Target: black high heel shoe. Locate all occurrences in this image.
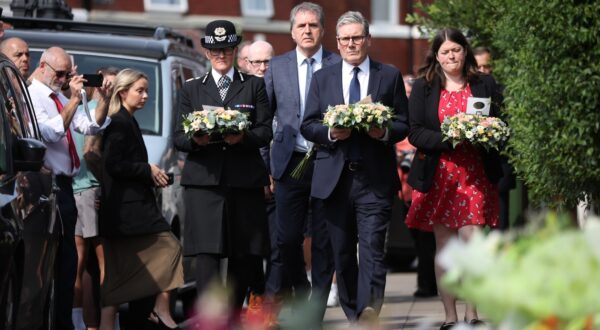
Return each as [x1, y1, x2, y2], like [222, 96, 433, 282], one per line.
[151, 311, 181, 330]
[439, 321, 456, 330]
[464, 316, 485, 326]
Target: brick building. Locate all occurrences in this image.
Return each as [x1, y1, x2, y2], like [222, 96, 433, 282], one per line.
[5, 0, 431, 74]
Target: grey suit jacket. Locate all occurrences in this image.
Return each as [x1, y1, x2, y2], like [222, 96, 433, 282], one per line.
[264, 49, 341, 180]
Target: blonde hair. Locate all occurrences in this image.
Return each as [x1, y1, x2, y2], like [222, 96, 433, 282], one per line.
[108, 68, 148, 116]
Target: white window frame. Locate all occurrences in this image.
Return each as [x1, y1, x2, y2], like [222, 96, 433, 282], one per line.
[240, 0, 274, 18]
[371, 0, 399, 26]
[143, 0, 188, 14]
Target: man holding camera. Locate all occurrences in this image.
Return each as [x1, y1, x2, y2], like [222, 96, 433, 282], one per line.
[28, 46, 111, 330]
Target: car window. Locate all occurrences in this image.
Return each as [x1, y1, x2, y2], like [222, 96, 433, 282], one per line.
[0, 69, 13, 174]
[2, 66, 35, 139]
[30, 51, 162, 136]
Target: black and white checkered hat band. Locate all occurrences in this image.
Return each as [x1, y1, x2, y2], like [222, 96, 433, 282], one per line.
[204, 34, 239, 45]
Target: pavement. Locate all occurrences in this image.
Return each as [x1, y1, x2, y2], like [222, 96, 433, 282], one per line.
[322, 272, 468, 330]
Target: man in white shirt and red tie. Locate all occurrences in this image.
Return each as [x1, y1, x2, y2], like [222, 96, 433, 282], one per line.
[28, 46, 111, 330]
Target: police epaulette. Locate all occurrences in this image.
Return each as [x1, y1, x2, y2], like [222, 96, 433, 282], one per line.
[201, 72, 210, 84]
[238, 71, 245, 82]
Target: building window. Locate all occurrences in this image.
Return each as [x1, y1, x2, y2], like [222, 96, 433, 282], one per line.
[371, 0, 399, 25]
[144, 0, 188, 13]
[241, 0, 274, 18]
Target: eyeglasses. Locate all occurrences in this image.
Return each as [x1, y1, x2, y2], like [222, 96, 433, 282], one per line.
[337, 35, 367, 46]
[247, 59, 270, 68]
[209, 48, 235, 56]
[45, 62, 72, 79]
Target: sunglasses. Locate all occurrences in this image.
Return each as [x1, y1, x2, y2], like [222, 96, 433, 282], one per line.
[45, 62, 73, 79]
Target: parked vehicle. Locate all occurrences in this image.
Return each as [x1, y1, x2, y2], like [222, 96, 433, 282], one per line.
[0, 55, 59, 330]
[4, 16, 209, 310]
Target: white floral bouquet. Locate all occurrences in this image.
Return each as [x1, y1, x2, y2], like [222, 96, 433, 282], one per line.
[441, 113, 509, 150]
[323, 102, 393, 131]
[182, 108, 251, 138]
[438, 213, 600, 330]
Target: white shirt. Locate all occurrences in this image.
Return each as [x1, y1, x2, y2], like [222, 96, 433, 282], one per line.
[342, 57, 370, 105]
[295, 46, 324, 152]
[28, 79, 110, 177]
[211, 67, 234, 87]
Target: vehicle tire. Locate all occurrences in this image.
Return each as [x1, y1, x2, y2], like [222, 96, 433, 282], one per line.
[0, 259, 20, 330]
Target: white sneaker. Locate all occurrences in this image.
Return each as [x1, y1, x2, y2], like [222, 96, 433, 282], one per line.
[327, 284, 339, 307]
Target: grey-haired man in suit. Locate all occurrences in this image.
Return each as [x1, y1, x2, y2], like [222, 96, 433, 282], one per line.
[263, 1, 341, 323]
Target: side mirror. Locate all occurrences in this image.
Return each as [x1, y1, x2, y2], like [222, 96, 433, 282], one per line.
[14, 138, 46, 172]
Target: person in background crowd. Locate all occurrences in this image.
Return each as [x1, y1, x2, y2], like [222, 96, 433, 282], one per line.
[0, 37, 30, 79]
[247, 40, 273, 78]
[263, 2, 341, 325]
[473, 46, 516, 231]
[301, 10, 409, 325]
[236, 40, 252, 74]
[28, 46, 111, 330]
[397, 74, 438, 299]
[473, 46, 493, 75]
[99, 68, 183, 330]
[405, 29, 503, 330]
[173, 19, 273, 326]
[72, 67, 119, 330]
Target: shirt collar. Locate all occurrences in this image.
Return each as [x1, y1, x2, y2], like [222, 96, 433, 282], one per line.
[296, 46, 324, 67]
[212, 67, 235, 84]
[31, 78, 60, 97]
[342, 56, 370, 76]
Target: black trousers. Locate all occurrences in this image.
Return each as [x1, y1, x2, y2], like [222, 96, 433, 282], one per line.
[55, 175, 78, 330]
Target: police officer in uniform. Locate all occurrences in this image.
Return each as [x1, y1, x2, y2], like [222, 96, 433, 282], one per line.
[173, 20, 273, 313]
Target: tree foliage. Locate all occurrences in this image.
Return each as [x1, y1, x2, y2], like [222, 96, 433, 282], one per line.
[408, 0, 600, 208]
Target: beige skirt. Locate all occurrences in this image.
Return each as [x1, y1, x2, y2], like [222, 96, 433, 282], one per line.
[101, 231, 183, 306]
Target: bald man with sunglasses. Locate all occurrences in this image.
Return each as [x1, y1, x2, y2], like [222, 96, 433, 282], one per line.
[28, 46, 112, 330]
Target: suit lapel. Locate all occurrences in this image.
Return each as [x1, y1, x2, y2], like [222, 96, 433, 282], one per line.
[202, 73, 223, 105]
[367, 60, 382, 101]
[223, 70, 243, 105]
[331, 62, 345, 106]
[286, 51, 301, 109]
[470, 78, 485, 98]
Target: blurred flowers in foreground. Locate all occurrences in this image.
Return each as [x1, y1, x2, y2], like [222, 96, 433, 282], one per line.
[438, 213, 600, 330]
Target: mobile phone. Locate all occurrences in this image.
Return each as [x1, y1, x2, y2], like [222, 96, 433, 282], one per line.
[83, 73, 103, 87]
[166, 173, 174, 186]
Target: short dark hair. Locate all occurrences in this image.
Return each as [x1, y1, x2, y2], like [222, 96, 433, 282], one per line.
[473, 46, 492, 56]
[417, 28, 479, 86]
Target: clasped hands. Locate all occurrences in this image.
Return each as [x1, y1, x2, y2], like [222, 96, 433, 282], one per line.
[192, 131, 245, 146]
[330, 126, 386, 140]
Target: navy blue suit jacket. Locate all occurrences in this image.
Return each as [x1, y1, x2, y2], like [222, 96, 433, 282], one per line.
[300, 59, 409, 199]
[264, 49, 341, 179]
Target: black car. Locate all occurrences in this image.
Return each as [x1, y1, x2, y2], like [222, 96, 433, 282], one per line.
[0, 55, 59, 329]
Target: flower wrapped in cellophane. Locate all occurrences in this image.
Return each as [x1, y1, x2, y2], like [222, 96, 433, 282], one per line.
[323, 102, 393, 131]
[182, 108, 251, 138]
[438, 213, 600, 330]
[441, 113, 509, 150]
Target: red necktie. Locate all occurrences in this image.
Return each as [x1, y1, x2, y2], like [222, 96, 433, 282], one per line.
[49, 93, 80, 170]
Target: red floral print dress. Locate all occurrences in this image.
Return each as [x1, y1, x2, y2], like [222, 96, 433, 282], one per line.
[405, 85, 499, 231]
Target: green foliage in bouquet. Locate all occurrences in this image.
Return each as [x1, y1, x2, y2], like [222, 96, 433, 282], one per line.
[408, 0, 600, 209]
[182, 108, 251, 138]
[439, 213, 600, 329]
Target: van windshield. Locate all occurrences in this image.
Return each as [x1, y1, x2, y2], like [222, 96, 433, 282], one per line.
[30, 51, 162, 136]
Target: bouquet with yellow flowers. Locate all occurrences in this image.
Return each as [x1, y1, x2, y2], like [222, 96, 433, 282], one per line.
[441, 113, 509, 150]
[290, 97, 394, 180]
[323, 102, 393, 130]
[182, 108, 251, 138]
[439, 213, 600, 330]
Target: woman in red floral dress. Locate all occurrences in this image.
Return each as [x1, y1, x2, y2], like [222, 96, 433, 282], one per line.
[405, 28, 504, 330]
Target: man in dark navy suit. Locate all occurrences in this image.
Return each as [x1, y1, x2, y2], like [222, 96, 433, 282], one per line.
[301, 11, 409, 323]
[263, 2, 341, 322]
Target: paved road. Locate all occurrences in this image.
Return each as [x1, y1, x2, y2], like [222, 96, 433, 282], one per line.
[323, 272, 469, 330]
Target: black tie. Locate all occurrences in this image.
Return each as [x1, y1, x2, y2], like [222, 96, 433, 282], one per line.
[349, 66, 361, 104]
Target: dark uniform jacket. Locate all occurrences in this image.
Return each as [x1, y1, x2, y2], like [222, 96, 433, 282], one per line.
[173, 70, 273, 188]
